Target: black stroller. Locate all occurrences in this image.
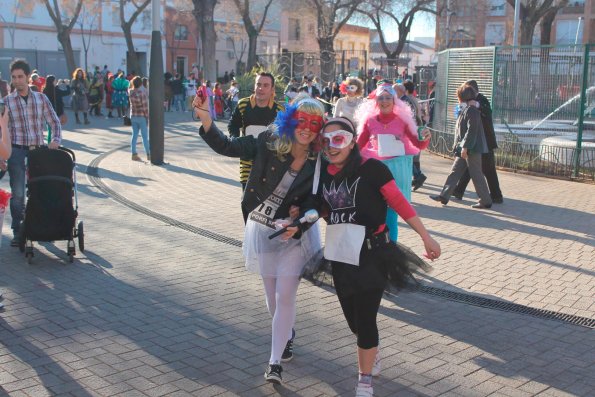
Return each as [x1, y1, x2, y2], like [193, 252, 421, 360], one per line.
[18, 147, 84, 263]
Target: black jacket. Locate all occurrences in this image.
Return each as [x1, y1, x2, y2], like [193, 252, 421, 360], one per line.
[477, 93, 498, 150]
[199, 123, 318, 226]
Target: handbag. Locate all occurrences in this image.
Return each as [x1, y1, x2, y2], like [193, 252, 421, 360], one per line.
[59, 113, 68, 125]
[123, 115, 132, 126]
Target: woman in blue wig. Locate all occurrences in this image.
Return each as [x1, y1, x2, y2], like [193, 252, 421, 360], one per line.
[194, 92, 324, 385]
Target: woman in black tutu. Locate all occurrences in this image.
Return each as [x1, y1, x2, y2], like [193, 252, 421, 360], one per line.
[297, 117, 441, 397]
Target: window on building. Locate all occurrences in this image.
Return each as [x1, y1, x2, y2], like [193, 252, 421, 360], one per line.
[141, 10, 151, 30]
[485, 23, 506, 45]
[308, 23, 315, 33]
[349, 41, 355, 51]
[289, 18, 300, 41]
[360, 43, 366, 51]
[487, 0, 506, 16]
[450, 28, 475, 48]
[112, 4, 120, 26]
[556, 19, 583, 44]
[336, 40, 343, 50]
[569, 0, 585, 6]
[20, 5, 34, 18]
[174, 25, 188, 41]
[226, 37, 235, 50]
[259, 40, 267, 53]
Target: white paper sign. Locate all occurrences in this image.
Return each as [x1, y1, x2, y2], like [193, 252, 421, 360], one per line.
[377, 134, 406, 157]
[245, 125, 267, 137]
[324, 223, 366, 266]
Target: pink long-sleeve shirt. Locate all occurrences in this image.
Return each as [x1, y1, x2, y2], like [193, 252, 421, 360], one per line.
[357, 113, 429, 160]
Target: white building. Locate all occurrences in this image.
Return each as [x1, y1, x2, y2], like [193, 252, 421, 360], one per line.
[0, 0, 165, 78]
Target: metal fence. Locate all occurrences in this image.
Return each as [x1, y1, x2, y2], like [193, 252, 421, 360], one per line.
[257, 50, 368, 86]
[432, 45, 595, 181]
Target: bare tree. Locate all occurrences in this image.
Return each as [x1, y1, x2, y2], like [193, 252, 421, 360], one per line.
[0, 0, 36, 49]
[308, 0, 363, 83]
[119, 0, 151, 76]
[358, 0, 437, 67]
[77, 1, 101, 74]
[41, 0, 85, 75]
[230, 0, 274, 71]
[539, 0, 569, 45]
[227, 30, 248, 74]
[192, 0, 218, 81]
[505, 0, 568, 45]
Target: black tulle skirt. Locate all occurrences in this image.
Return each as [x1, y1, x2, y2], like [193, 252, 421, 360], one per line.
[303, 240, 432, 297]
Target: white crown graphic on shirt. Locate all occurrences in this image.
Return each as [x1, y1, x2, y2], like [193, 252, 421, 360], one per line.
[323, 178, 360, 210]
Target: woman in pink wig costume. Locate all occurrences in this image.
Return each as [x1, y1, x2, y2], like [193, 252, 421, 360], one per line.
[355, 80, 431, 242]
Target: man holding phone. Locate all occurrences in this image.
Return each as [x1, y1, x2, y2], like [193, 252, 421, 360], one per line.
[227, 72, 284, 190]
[4, 59, 61, 247]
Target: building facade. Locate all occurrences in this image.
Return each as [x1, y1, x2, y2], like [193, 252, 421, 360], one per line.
[0, 0, 165, 78]
[436, 0, 591, 50]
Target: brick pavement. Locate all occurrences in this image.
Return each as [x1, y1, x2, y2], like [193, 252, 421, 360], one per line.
[0, 112, 593, 396]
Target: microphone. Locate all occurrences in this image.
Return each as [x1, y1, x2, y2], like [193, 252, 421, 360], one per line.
[268, 209, 319, 240]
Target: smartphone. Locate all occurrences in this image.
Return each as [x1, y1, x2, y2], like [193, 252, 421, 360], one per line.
[0, 99, 5, 116]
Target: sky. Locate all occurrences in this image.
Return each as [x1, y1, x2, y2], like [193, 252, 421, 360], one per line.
[358, 12, 436, 42]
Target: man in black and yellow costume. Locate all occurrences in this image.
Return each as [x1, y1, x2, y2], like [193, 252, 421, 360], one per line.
[228, 72, 284, 190]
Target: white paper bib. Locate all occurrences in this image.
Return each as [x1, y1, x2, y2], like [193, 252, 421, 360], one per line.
[245, 125, 267, 137]
[377, 134, 405, 157]
[324, 223, 366, 266]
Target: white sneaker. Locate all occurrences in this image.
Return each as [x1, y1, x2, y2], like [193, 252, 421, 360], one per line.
[355, 383, 373, 397]
[371, 349, 381, 377]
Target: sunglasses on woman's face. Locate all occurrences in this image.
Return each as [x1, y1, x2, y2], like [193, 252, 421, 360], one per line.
[322, 130, 354, 149]
[347, 85, 358, 92]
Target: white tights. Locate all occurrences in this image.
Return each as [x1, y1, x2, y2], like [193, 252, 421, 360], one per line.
[262, 276, 300, 364]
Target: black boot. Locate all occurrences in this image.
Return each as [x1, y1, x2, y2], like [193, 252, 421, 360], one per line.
[75, 113, 81, 124]
[84, 113, 90, 125]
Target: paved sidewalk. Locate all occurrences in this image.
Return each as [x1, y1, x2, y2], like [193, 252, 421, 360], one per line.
[0, 112, 593, 396]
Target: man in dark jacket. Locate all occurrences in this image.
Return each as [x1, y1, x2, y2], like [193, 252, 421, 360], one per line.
[228, 72, 284, 190]
[171, 74, 185, 111]
[452, 80, 503, 203]
[300, 78, 320, 98]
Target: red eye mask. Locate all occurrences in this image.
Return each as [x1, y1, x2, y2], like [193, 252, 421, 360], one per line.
[293, 111, 323, 134]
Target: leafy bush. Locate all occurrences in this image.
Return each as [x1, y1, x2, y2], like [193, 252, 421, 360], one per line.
[235, 62, 287, 102]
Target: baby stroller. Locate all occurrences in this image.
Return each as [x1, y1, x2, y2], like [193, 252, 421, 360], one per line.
[18, 147, 84, 263]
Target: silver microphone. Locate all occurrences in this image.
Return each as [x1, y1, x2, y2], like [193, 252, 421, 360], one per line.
[268, 209, 319, 239]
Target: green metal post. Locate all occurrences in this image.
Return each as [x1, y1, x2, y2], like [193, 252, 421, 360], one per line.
[491, 46, 497, 119]
[444, 50, 450, 136]
[574, 44, 589, 178]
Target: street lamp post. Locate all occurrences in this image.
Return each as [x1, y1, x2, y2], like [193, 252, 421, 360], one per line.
[149, 0, 164, 165]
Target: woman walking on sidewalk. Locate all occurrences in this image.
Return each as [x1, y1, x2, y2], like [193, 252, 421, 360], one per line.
[355, 81, 430, 242]
[194, 93, 324, 385]
[300, 117, 440, 397]
[111, 72, 130, 118]
[430, 82, 492, 209]
[70, 68, 90, 125]
[128, 77, 150, 162]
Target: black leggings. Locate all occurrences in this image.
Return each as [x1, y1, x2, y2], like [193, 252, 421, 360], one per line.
[337, 288, 384, 349]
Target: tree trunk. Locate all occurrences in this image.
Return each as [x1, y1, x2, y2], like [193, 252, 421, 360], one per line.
[247, 32, 258, 72]
[520, 20, 537, 45]
[123, 23, 141, 75]
[317, 36, 335, 85]
[58, 28, 77, 76]
[193, 0, 217, 82]
[540, 8, 558, 45]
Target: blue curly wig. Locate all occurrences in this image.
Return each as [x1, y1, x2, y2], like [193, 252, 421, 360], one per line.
[272, 95, 325, 141]
[273, 102, 299, 140]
